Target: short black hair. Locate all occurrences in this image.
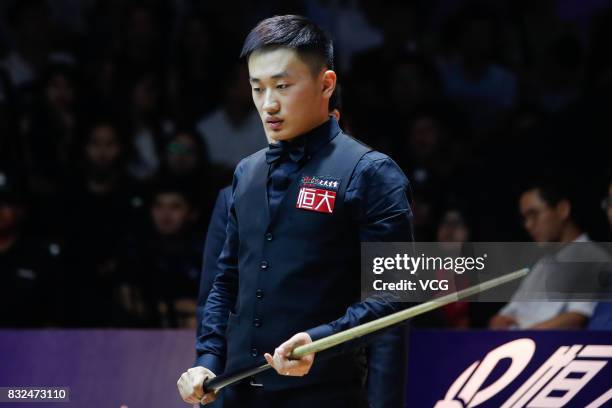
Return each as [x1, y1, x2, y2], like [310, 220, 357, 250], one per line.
[150, 179, 193, 206]
[523, 177, 574, 209]
[80, 116, 124, 149]
[240, 15, 334, 75]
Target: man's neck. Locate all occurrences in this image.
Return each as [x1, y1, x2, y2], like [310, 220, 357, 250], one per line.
[560, 223, 582, 243]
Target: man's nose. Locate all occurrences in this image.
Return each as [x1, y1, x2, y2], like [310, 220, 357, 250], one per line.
[524, 219, 535, 234]
[263, 90, 280, 113]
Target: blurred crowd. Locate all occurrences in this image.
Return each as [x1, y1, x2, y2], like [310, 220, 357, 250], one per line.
[0, 0, 611, 329]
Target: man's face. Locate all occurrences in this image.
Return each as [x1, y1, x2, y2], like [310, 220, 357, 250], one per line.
[46, 73, 75, 109]
[248, 48, 329, 142]
[166, 133, 199, 175]
[131, 74, 158, 114]
[151, 193, 191, 236]
[520, 189, 565, 242]
[0, 201, 23, 234]
[437, 210, 469, 243]
[86, 125, 121, 170]
[409, 116, 440, 160]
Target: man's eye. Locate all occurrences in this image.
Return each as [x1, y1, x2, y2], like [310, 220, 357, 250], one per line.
[253, 87, 262, 93]
[276, 84, 289, 89]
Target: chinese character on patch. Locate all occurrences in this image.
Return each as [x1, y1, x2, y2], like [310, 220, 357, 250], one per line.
[296, 187, 336, 214]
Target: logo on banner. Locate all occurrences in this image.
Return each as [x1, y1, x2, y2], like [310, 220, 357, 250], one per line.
[435, 339, 612, 408]
[296, 175, 340, 214]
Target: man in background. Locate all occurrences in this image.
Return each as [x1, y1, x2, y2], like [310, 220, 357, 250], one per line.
[490, 179, 602, 329]
[0, 168, 63, 326]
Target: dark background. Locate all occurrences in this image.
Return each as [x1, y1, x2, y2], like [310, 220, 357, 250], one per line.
[0, 0, 610, 328]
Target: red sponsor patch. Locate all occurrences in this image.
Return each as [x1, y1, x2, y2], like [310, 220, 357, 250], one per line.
[296, 187, 337, 213]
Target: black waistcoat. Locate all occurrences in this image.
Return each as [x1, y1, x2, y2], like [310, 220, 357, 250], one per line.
[228, 128, 372, 390]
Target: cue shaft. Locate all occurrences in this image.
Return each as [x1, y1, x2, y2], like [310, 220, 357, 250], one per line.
[204, 267, 528, 392]
[289, 268, 529, 358]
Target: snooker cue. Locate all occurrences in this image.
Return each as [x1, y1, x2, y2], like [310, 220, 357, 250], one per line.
[203, 267, 529, 393]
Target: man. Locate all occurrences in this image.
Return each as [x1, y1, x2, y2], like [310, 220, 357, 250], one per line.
[489, 179, 600, 329]
[179, 15, 412, 407]
[197, 63, 268, 170]
[0, 169, 62, 327]
[141, 184, 202, 327]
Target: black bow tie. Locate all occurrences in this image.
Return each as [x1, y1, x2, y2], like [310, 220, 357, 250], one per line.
[265, 140, 306, 164]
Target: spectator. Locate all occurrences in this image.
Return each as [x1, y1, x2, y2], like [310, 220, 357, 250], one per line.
[397, 106, 457, 190]
[438, 4, 517, 133]
[62, 118, 146, 326]
[167, 14, 226, 123]
[0, 70, 21, 174]
[196, 62, 267, 169]
[122, 70, 169, 181]
[489, 178, 602, 329]
[23, 63, 80, 196]
[0, 168, 63, 327]
[527, 33, 584, 113]
[81, 54, 122, 115]
[127, 183, 203, 328]
[389, 53, 442, 118]
[116, 3, 167, 74]
[2, 0, 54, 99]
[414, 206, 472, 328]
[159, 128, 226, 226]
[303, 0, 384, 72]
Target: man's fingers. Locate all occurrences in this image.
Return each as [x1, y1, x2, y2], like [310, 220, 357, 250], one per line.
[177, 367, 216, 404]
[280, 333, 309, 353]
[201, 393, 217, 405]
[302, 353, 315, 364]
[265, 333, 315, 377]
[265, 350, 310, 376]
[280, 358, 302, 370]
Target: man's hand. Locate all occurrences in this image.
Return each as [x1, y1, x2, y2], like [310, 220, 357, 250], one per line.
[489, 314, 517, 329]
[264, 332, 315, 377]
[177, 366, 216, 405]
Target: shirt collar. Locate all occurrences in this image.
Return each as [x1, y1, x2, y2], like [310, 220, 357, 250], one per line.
[573, 233, 589, 243]
[265, 116, 340, 164]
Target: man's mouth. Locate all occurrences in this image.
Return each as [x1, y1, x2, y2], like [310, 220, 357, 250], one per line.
[266, 118, 284, 130]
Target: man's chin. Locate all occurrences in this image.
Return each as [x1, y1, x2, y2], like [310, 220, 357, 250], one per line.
[268, 130, 296, 142]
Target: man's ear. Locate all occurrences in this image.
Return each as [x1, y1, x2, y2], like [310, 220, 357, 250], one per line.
[321, 70, 336, 99]
[557, 199, 571, 221]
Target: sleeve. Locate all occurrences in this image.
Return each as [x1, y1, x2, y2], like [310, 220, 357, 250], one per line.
[306, 152, 414, 350]
[499, 257, 549, 318]
[196, 186, 232, 339]
[194, 169, 242, 374]
[566, 301, 597, 317]
[366, 325, 408, 408]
